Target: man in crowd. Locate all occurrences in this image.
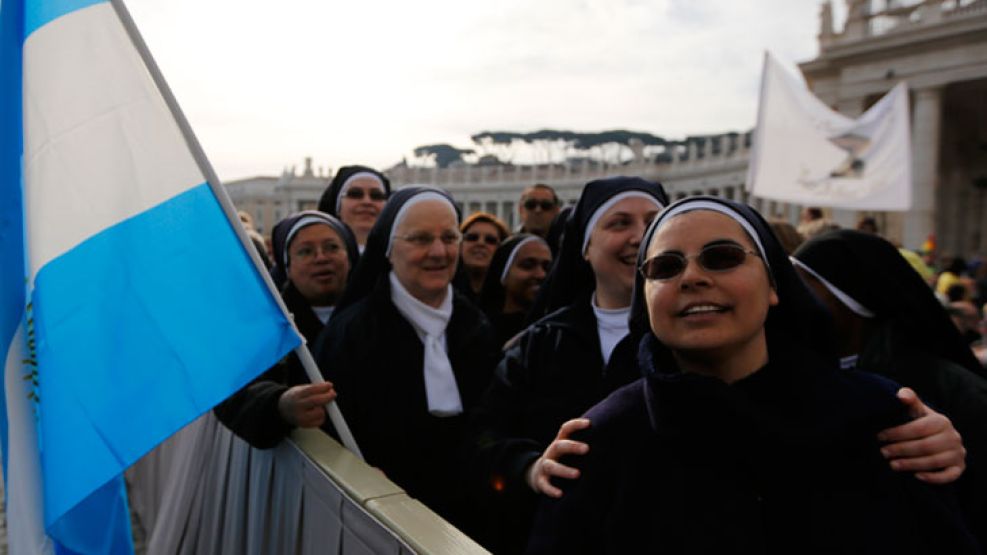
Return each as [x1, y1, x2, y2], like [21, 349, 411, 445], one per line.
[517, 183, 560, 238]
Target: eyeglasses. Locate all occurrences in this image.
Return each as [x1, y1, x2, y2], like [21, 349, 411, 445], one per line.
[639, 243, 761, 281]
[344, 187, 388, 202]
[463, 232, 500, 246]
[395, 231, 463, 249]
[291, 241, 343, 262]
[523, 199, 557, 211]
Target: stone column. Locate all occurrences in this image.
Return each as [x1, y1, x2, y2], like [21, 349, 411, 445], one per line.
[904, 86, 942, 250]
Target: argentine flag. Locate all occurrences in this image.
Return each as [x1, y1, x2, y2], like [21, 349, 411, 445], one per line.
[0, 0, 302, 552]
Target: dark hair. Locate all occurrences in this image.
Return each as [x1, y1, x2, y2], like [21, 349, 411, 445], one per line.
[521, 183, 559, 205]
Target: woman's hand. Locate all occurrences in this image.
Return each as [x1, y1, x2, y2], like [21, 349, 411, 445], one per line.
[877, 387, 966, 484]
[526, 418, 592, 498]
[277, 382, 337, 428]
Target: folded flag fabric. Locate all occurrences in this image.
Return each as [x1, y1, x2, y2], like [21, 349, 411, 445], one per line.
[0, 1, 302, 552]
[746, 52, 912, 211]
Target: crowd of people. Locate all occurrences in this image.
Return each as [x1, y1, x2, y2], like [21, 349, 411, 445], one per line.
[216, 166, 987, 554]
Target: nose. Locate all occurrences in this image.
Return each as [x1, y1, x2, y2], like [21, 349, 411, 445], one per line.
[629, 220, 649, 247]
[426, 236, 447, 257]
[534, 264, 547, 280]
[678, 256, 711, 290]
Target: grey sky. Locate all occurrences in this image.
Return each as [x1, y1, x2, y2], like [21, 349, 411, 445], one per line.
[126, 0, 842, 180]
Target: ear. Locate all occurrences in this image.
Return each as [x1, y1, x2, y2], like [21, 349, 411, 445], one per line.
[768, 286, 780, 307]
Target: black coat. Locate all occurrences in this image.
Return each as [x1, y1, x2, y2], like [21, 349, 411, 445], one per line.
[315, 275, 499, 529]
[214, 283, 325, 448]
[526, 339, 980, 555]
[466, 296, 641, 553]
[856, 323, 987, 547]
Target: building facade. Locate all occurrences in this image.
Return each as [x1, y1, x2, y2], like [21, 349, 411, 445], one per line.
[225, 0, 987, 254]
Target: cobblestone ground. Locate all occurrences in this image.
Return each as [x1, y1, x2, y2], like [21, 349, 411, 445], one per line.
[0, 478, 148, 555]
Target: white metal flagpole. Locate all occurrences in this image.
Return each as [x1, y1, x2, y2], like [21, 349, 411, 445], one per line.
[108, 0, 362, 459]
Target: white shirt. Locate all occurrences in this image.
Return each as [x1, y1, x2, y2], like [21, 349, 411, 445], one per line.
[592, 295, 631, 366]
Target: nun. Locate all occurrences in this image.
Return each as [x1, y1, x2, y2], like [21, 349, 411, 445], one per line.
[793, 229, 987, 546]
[315, 186, 499, 530]
[478, 234, 552, 347]
[216, 211, 359, 448]
[526, 197, 978, 554]
[465, 176, 668, 553]
[317, 165, 391, 251]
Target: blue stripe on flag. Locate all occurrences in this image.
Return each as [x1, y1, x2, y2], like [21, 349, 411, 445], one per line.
[51, 476, 133, 555]
[0, 0, 27, 484]
[24, 0, 106, 39]
[32, 182, 301, 528]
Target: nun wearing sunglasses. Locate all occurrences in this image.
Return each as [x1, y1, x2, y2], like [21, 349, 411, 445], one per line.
[525, 196, 978, 554]
[317, 165, 391, 252]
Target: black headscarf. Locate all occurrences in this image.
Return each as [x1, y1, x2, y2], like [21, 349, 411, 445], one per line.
[269, 210, 359, 291]
[793, 229, 982, 376]
[478, 234, 549, 317]
[528, 176, 669, 322]
[333, 186, 461, 313]
[629, 196, 836, 369]
[545, 205, 574, 258]
[317, 165, 392, 217]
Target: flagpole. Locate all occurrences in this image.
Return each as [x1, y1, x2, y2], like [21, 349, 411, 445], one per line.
[108, 0, 362, 459]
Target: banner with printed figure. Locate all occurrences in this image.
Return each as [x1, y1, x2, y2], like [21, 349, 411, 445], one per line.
[746, 52, 912, 211]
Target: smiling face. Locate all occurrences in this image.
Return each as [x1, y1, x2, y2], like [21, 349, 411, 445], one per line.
[583, 196, 661, 308]
[389, 199, 460, 307]
[287, 224, 350, 307]
[460, 220, 501, 270]
[503, 240, 552, 313]
[643, 210, 778, 377]
[338, 176, 387, 244]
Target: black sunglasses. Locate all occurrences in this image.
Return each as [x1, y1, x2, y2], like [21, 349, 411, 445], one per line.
[639, 243, 761, 281]
[523, 199, 557, 211]
[463, 232, 500, 246]
[344, 187, 388, 201]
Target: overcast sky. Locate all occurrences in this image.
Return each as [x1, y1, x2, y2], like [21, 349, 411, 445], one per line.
[125, 0, 845, 181]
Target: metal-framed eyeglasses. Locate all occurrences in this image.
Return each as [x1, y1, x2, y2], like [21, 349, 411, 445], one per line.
[395, 230, 463, 249]
[639, 243, 761, 281]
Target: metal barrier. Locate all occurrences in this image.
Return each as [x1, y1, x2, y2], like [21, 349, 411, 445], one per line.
[127, 413, 488, 554]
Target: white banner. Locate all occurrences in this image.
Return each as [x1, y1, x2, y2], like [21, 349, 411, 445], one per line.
[746, 53, 912, 211]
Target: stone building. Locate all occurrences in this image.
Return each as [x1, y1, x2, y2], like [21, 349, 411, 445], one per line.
[226, 0, 987, 254]
[225, 157, 329, 234]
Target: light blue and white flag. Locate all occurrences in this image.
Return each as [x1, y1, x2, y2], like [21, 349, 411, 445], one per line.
[0, 1, 302, 553]
[746, 52, 912, 211]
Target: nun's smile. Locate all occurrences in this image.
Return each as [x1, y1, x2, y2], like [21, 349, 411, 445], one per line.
[583, 196, 660, 308]
[389, 200, 460, 308]
[643, 211, 777, 369]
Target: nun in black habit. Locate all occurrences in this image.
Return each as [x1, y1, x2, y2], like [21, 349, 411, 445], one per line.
[314, 186, 499, 532]
[526, 197, 978, 554]
[465, 176, 668, 553]
[215, 211, 359, 449]
[478, 233, 553, 348]
[793, 229, 987, 546]
[317, 164, 391, 252]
